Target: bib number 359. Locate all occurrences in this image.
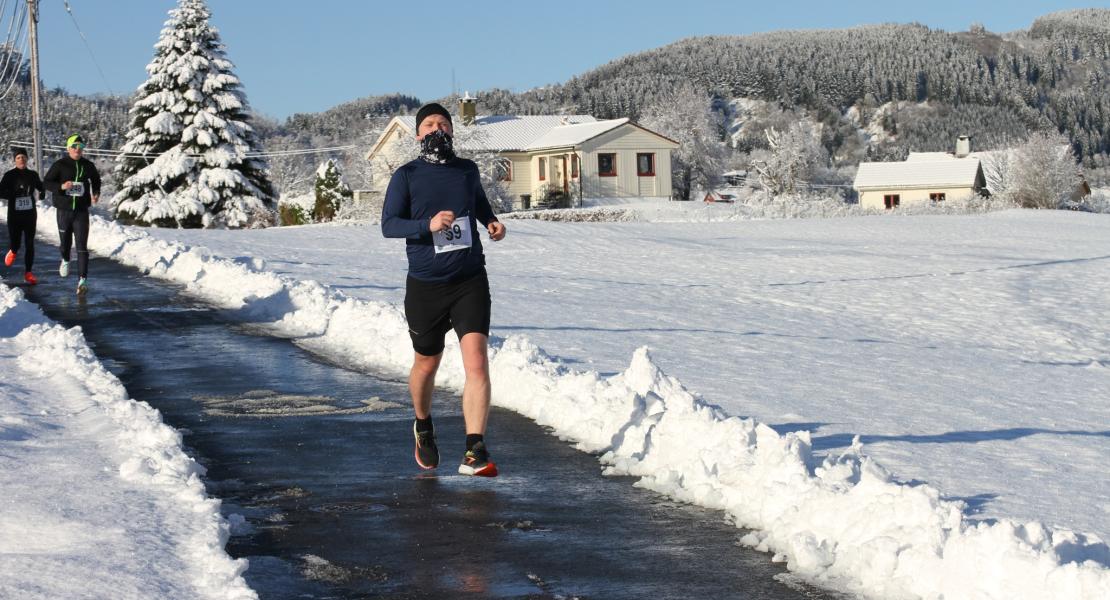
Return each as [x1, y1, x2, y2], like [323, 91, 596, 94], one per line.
[433, 217, 472, 254]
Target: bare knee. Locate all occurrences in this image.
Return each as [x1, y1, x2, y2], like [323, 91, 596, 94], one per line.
[411, 352, 442, 379]
[459, 334, 490, 381]
[463, 357, 489, 381]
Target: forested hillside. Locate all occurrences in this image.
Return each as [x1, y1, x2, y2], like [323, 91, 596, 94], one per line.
[1, 8, 1106, 195]
[471, 9, 1109, 166]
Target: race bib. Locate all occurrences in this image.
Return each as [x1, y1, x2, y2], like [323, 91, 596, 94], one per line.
[14, 196, 32, 211]
[67, 182, 85, 197]
[433, 217, 472, 254]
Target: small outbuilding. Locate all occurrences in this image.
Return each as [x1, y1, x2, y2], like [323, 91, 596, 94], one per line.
[853, 158, 987, 209]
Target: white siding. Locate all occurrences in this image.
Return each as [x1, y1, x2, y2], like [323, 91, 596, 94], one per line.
[579, 125, 675, 201]
[859, 186, 977, 210]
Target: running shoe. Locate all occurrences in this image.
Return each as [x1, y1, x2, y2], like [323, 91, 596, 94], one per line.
[413, 421, 439, 469]
[458, 441, 498, 477]
[23, 272, 37, 285]
[76, 277, 88, 296]
[4, 250, 14, 267]
[59, 259, 69, 277]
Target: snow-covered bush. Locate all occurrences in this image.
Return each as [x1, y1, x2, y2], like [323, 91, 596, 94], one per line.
[112, 0, 274, 229]
[501, 207, 637, 222]
[278, 193, 314, 226]
[501, 189, 1019, 223]
[1063, 188, 1110, 214]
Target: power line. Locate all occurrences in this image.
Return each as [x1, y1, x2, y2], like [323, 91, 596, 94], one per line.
[62, 0, 113, 95]
[8, 140, 362, 159]
[0, 0, 29, 101]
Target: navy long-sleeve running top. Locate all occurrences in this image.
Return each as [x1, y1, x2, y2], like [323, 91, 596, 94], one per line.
[381, 157, 498, 283]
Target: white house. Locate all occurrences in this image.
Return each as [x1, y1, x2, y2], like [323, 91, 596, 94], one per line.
[854, 137, 987, 209]
[366, 97, 680, 210]
[854, 159, 987, 209]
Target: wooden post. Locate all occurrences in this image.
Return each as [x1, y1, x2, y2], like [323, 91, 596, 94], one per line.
[27, 0, 43, 173]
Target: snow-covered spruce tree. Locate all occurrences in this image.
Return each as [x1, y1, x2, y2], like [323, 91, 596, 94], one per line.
[112, 0, 274, 228]
[312, 159, 351, 222]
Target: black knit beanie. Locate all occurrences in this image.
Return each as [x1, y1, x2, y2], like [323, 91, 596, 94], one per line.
[415, 102, 452, 131]
[11, 147, 27, 158]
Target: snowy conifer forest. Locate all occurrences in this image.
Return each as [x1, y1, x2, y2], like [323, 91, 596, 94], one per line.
[0, 7, 1107, 223]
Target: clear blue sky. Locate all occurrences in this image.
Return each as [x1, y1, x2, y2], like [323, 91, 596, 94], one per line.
[34, 0, 1099, 120]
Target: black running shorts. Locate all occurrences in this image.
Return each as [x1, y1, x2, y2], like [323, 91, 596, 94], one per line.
[404, 269, 491, 356]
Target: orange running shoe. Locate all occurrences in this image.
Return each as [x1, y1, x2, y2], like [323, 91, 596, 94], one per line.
[23, 272, 37, 285]
[4, 250, 14, 267]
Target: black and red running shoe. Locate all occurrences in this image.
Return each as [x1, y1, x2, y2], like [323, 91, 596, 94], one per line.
[458, 441, 498, 477]
[413, 421, 439, 469]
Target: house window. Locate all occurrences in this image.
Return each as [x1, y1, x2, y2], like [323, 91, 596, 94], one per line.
[930, 192, 946, 202]
[571, 154, 579, 178]
[598, 153, 617, 177]
[883, 194, 900, 209]
[637, 153, 655, 176]
[495, 158, 512, 182]
[538, 157, 546, 181]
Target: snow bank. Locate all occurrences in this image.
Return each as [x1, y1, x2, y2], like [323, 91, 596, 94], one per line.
[55, 208, 1110, 599]
[0, 283, 255, 599]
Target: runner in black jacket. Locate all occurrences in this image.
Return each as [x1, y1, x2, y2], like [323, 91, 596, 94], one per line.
[382, 103, 507, 477]
[1, 148, 44, 284]
[43, 134, 100, 295]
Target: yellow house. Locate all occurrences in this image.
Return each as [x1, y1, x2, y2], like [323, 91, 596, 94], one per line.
[853, 157, 986, 209]
[366, 99, 679, 210]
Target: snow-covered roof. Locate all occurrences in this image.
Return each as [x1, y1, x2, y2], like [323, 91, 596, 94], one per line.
[854, 158, 983, 190]
[907, 151, 986, 161]
[524, 118, 629, 150]
[394, 114, 598, 152]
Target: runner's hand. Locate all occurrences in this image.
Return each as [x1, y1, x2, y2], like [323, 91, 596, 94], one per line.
[92, 195, 99, 204]
[430, 210, 455, 232]
[488, 221, 506, 241]
[62, 181, 73, 190]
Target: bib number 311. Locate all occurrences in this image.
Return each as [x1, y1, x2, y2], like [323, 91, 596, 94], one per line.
[433, 217, 472, 254]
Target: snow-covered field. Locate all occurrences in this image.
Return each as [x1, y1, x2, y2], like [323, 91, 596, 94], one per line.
[3, 204, 1109, 598]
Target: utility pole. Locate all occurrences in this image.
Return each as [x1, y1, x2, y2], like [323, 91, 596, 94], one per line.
[27, 0, 42, 173]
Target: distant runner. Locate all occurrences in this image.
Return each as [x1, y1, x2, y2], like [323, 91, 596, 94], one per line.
[43, 134, 101, 295]
[381, 102, 507, 477]
[0, 147, 44, 285]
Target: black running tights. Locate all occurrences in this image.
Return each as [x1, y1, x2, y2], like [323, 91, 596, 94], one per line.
[7, 211, 36, 271]
[56, 208, 90, 278]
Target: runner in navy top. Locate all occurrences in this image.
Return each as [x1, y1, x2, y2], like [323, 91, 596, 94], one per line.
[382, 102, 506, 477]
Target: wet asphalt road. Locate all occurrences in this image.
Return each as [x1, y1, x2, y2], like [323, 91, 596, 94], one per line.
[6, 224, 844, 600]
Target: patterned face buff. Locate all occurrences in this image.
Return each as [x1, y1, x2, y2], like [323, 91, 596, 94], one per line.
[420, 130, 455, 164]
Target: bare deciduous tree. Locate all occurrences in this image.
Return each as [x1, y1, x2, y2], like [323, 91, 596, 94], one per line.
[752, 122, 827, 195]
[1007, 132, 1080, 209]
[640, 84, 730, 200]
